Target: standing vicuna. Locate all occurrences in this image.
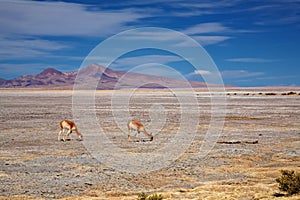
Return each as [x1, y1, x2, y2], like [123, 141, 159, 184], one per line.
[58, 120, 83, 141]
[127, 120, 153, 142]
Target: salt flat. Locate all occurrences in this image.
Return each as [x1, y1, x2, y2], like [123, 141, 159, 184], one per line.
[0, 89, 299, 199]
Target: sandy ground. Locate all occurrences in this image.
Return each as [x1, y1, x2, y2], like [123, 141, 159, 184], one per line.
[0, 89, 299, 199]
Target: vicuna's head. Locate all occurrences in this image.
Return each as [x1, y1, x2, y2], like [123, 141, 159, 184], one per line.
[79, 135, 83, 140]
[150, 134, 153, 141]
[77, 132, 83, 141]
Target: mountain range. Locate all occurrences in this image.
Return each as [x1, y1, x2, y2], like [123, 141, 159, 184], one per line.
[0, 64, 209, 89]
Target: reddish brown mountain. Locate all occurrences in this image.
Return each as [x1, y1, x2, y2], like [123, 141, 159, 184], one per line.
[0, 67, 75, 89]
[0, 64, 208, 89]
[0, 78, 6, 85]
[37, 68, 64, 77]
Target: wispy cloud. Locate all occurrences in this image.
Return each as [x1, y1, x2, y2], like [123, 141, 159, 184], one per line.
[180, 23, 232, 46]
[191, 36, 231, 46]
[226, 58, 279, 63]
[192, 70, 212, 75]
[169, 1, 244, 16]
[185, 69, 214, 81]
[256, 75, 298, 80]
[0, 36, 69, 60]
[110, 55, 184, 71]
[221, 70, 264, 78]
[243, 1, 300, 26]
[120, 30, 185, 41]
[0, 0, 146, 62]
[105, 27, 230, 48]
[0, 1, 180, 66]
[0, 1, 236, 62]
[126, 63, 186, 80]
[101, 0, 240, 17]
[0, 0, 143, 37]
[176, 1, 242, 9]
[184, 23, 229, 35]
[0, 63, 54, 79]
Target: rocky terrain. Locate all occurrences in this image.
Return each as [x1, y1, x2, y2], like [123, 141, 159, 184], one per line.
[0, 89, 299, 199]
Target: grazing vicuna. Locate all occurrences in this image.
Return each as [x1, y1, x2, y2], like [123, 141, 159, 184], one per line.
[58, 120, 83, 141]
[127, 120, 153, 142]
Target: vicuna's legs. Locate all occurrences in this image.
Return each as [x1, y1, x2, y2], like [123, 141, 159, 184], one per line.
[58, 128, 70, 142]
[127, 125, 132, 142]
[66, 128, 73, 141]
[58, 129, 63, 141]
[128, 125, 134, 142]
[136, 129, 141, 142]
[127, 125, 140, 142]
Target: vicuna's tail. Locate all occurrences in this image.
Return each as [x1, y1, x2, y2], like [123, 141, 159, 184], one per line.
[59, 121, 64, 129]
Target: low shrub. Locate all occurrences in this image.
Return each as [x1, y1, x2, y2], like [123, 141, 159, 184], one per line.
[276, 170, 300, 196]
[265, 92, 276, 95]
[137, 192, 148, 200]
[137, 192, 164, 200]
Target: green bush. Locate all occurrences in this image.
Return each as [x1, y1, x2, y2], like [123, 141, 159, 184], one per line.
[137, 192, 148, 200]
[137, 192, 163, 200]
[276, 170, 300, 196]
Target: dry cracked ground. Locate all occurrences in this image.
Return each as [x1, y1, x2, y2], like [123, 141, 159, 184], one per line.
[0, 89, 299, 200]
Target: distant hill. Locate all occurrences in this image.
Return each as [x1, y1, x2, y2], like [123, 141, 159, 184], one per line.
[0, 64, 209, 89]
[0, 78, 6, 85]
[0, 67, 76, 89]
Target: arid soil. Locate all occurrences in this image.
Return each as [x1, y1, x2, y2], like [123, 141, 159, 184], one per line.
[0, 89, 299, 199]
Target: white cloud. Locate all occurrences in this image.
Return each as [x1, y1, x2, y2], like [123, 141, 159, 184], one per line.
[192, 36, 231, 46]
[177, 23, 232, 46]
[0, 36, 69, 60]
[192, 70, 212, 75]
[127, 63, 186, 80]
[0, 37, 68, 50]
[175, 35, 231, 46]
[226, 58, 278, 63]
[99, 0, 239, 17]
[256, 75, 299, 80]
[185, 70, 214, 82]
[121, 30, 186, 41]
[244, 2, 300, 26]
[0, 0, 146, 61]
[184, 23, 229, 35]
[221, 70, 264, 78]
[110, 55, 184, 71]
[0, 0, 143, 37]
[119, 23, 232, 46]
[168, 1, 243, 17]
[0, 1, 237, 61]
[0, 63, 52, 79]
[176, 1, 242, 9]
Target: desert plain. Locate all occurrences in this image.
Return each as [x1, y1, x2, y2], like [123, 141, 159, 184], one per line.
[0, 88, 299, 200]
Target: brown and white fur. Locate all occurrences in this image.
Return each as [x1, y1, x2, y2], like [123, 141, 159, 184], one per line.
[127, 120, 153, 142]
[58, 120, 83, 141]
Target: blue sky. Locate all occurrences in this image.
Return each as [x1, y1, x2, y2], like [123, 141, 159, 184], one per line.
[0, 0, 299, 86]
